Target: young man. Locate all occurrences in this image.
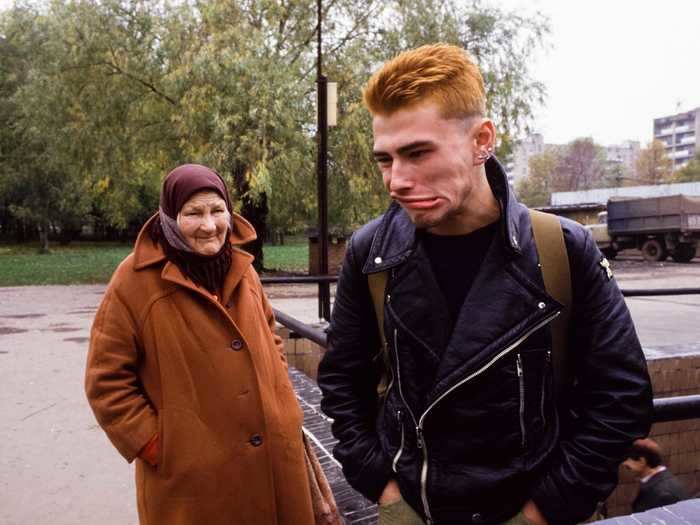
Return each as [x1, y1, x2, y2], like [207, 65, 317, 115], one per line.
[317, 44, 652, 525]
[623, 438, 690, 513]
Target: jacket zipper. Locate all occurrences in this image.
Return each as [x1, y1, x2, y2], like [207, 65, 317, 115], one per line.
[391, 328, 424, 518]
[516, 353, 527, 449]
[392, 410, 405, 473]
[541, 350, 551, 428]
[413, 310, 560, 525]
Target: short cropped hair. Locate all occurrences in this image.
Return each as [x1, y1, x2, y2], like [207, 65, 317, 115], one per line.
[363, 43, 486, 119]
[625, 438, 663, 468]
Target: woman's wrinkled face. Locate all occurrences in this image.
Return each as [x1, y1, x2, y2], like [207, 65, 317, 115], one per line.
[176, 190, 230, 256]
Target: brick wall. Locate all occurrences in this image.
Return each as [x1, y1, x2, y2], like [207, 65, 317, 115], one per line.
[606, 353, 700, 517]
[278, 325, 325, 381]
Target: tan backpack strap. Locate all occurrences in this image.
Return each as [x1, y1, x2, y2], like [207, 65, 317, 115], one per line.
[368, 271, 390, 396]
[529, 209, 572, 393]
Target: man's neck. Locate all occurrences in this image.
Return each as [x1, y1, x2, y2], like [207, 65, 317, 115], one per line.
[641, 465, 666, 483]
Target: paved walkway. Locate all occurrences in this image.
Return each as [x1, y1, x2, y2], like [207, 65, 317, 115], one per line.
[1, 274, 699, 524]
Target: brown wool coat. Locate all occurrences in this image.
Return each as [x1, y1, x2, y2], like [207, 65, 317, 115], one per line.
[85, 214, 315, 525]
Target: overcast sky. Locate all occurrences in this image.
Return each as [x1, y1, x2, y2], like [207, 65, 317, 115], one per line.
[2, 0, 698, 148]
[495, 0, 700, 147]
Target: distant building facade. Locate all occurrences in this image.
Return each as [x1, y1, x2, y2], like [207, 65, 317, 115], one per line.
[653, 107, 700, 170]
[509, 134, 640, 187]
[604, 141, 640, 180]
[508, 133, 545, 186]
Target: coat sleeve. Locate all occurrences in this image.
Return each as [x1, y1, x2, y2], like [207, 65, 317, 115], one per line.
[530, 225, 653, 524]
[317, 233, 394, 502]
[85, 279, 158, 463]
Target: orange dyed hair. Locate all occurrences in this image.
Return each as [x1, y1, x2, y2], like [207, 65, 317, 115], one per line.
[363, 43, 486, 119]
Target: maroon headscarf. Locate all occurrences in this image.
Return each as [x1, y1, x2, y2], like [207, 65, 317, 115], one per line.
[150, 164, 234, 294]
[159, 164, 232, 220]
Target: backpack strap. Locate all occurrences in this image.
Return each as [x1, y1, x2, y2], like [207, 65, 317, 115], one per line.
[368, 271, 390, 396]
[528, 209, 572, 394]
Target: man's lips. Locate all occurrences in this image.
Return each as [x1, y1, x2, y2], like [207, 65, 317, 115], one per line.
[396, 197, 440, 210]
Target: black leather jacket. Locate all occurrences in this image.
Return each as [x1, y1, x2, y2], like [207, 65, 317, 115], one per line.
[318, 158, 652, 525]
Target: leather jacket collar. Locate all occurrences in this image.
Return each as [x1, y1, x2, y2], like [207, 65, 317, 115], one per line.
[363, 157, 524, 275]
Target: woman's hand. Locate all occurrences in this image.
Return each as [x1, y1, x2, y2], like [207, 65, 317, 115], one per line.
[138, 433, 160, 467]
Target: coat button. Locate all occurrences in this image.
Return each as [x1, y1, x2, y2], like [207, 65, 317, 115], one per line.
[231, 339, 243, 351]
[249, 434, 263, 447]
[471, 513, 482, 523]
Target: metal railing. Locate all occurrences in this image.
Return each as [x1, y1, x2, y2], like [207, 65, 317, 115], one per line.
[270, 278, 700, 423]
[262, 274, 700, 298]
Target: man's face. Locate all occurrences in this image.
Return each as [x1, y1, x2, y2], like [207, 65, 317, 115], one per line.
[622, 457, 648, 479]
[372, 102, 481, 234]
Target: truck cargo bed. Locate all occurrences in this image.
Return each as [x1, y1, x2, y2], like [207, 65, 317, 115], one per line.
[607, 195, 700, 235]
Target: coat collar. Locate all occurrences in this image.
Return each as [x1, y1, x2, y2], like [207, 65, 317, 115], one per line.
[133, 212, 257, 270]
[132, 212, 257, 303]
[363, 157, 524, 275]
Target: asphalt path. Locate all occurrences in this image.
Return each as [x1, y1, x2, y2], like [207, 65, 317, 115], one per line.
[0, 257, 698, 524]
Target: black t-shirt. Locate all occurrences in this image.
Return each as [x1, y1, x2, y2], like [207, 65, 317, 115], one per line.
[420, 221, 498, 332]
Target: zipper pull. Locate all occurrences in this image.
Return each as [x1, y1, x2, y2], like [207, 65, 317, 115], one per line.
[416, 426, 424, 449]
[516, 353, 523, 377]
[545, 350, 551, 364]
[396, 409, 403, 422]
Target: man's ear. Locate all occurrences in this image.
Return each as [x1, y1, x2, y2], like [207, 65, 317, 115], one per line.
[473, 119, 496, 165]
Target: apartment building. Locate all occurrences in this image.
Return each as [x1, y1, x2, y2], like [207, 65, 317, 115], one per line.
[508, 133, 545, 186]
[653, 107, 700, 170]
[604, 140, 640, 180]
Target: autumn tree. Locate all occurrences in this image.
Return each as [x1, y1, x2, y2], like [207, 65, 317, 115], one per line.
[667, 152, 700, 183]
[516, 151, 557, 207]
[551, 138, 606, 192]
[635, 140, 672, 185]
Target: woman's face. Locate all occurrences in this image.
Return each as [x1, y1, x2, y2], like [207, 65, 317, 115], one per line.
[176, 190, 230, 256]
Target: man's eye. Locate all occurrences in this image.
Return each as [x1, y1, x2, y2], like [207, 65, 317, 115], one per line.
[409, 150, 426, 158]
[375, 157, 392, 166]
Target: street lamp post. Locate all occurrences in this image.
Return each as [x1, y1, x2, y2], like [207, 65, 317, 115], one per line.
[316, 0, 331, 322]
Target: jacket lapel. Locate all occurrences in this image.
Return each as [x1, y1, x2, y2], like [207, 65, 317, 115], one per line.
[428, 237, 560, 405]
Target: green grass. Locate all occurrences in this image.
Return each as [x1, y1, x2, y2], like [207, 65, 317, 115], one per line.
[0, 242, 134, 286]
[263, 240, 309, 272]
[0, 239, 309, 286]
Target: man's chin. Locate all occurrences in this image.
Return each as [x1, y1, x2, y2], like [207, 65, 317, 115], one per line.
[404, 210, 443, 230]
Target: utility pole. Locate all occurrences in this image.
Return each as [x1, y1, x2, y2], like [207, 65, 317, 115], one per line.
[316, 0, 331, 322]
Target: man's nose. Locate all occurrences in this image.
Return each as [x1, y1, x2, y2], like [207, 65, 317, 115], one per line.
[387, 160, 415, 193]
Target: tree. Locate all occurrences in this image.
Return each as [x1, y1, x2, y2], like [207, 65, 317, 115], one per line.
[552, 138, 606, 192]
[669, 152, 700, 183]
[516, 151, 557, 207]
[635, 140, 672, 185]
[0, 0, 551, 264]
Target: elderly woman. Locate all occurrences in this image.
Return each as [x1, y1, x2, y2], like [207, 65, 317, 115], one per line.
[85, 164, 334, 524]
